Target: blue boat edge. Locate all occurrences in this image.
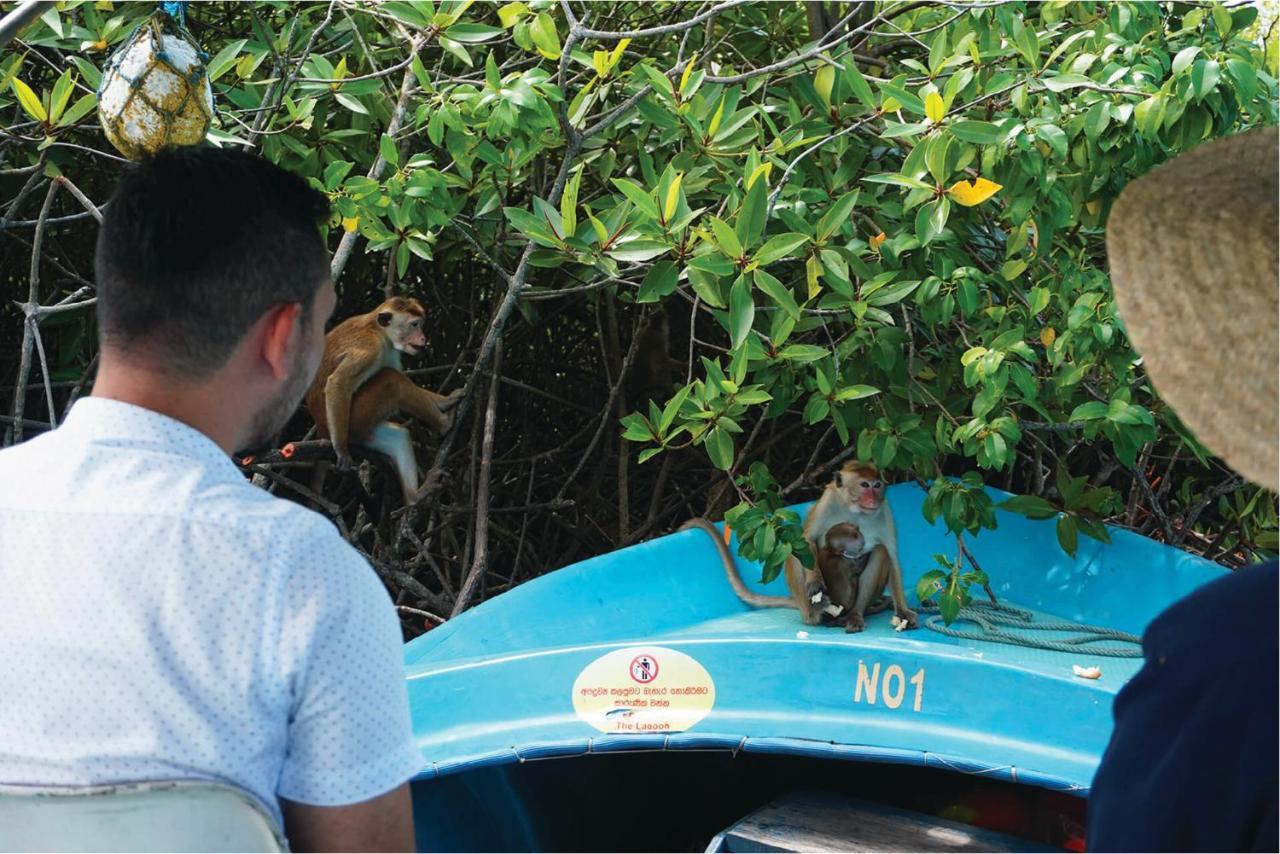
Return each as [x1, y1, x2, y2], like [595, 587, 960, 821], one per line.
[401, 482, 1228, 797]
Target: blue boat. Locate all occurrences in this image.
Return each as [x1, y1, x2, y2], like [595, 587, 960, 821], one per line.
[402, 483, 1224, 851]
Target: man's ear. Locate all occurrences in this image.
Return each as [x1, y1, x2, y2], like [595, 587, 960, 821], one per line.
[261, 302, 303, 381]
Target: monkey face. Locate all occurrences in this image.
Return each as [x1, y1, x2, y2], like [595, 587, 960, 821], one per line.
[825, 522, 865, 557]
[377, 301, 428, 355]
[839, 462, 884, 511]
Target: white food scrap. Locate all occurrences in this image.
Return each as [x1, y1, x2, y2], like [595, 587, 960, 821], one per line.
[1072, 665, 1102, 680]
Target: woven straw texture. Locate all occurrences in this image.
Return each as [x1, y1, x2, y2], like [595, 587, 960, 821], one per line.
[1107, 127, 1279, 490]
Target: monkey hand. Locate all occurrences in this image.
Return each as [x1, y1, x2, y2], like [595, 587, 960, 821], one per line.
[332, 445, 354, 471]
[439, 388, 465, 412]
[894, 607, 919, 630]
[844, 613, 866, 634]
[805, 578, 839, 620]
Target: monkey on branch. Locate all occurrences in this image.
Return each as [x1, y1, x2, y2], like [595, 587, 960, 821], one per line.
[304, 297, 463, 505]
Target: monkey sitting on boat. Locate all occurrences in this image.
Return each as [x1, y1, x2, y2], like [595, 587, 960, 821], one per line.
[815, 522, 884, 633]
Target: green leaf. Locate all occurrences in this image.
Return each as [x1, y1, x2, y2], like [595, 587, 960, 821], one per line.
[1056, 513, 1079, 558]
[950, 120, 1004, 145]
[334, 92, 369, 114]
[1001, 259, 1027, 281]
[529, 12, 561, 59]
[637, 261, 678, 303]
[57, 93, 96, 128]
[1190, 59, 1220, 100]
[560, 165, 581, 239]
[379, 133, 399, 167]
[814, 63, 835, 109]
[1069, 401, 1109, 421]
[842, 59, 876, 109]
[504, 206, 560, 247]
[660, 385, 693, 433]
[1036, 124, 1068, 159]
[710, 216, 743, 259]
[1212, 3, 1233, 36]
[777, 344, 828, 363]
[938, 590, 962, 625]
[834, 385, 880, 402]
[728, 275, 755, 350]
[753, 269, 800, 320]
[1040, 73, 1095, 92]
[434, 36, 471, 66]
[443, 23, 503, 43]
[47, 70, 73, 125]
[705, 426, 734, 470]
[611, 178, 659, 220]
[1084, 100, 1110, 141]
[816, 190, 858, 241]
[753, 232, 809, 266]
[881, 121, 929, 138]
[736, 176, 768, 249]
[862, 172, 933, 190]
[866, 279, 921, 307]
[1226, 59, 1258, 101]
[879, 81, 925, 115]
[1171, 46, 1201, 76]
[999, 495, 1058, 520]
[607, 240, 670, 262]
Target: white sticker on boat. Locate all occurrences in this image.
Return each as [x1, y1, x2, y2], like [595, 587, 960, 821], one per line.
[572, 646, 715, 734]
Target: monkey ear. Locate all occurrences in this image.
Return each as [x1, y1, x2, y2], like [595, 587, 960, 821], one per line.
[377, 311, 393, 327]
[832, 470, 843, 487]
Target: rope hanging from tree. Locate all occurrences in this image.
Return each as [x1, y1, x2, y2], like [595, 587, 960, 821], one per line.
[917, 601, 1144, 658]
[96, 0, 211, 160]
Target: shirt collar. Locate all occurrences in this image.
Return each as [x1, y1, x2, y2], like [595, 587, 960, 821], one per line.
[61, 397, 243, 480]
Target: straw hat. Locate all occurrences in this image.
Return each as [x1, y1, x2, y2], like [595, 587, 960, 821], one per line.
[1106, 127, 1279, 490]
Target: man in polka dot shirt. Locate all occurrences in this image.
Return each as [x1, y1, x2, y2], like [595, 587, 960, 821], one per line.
[0, 148, 421, 850]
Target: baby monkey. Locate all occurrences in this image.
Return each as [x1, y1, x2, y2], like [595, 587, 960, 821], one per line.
[816, 522, 888, 633]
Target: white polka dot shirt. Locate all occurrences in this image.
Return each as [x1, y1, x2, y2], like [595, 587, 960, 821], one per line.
[0, 397, 423, 826]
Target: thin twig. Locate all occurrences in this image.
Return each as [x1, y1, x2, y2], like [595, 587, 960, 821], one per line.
[452, 338, 503, 616]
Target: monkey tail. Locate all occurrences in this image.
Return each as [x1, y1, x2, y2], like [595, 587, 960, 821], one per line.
[679, 518, 798, 610]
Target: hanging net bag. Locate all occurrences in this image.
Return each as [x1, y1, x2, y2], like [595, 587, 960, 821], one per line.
[97, 1, 212, 160]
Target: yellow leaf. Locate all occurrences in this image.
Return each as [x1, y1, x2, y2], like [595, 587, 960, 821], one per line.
[746, 163, 771, 189]
[497, 2, 529, 28]
[707, 95, 725, 138]
[1040, 327, 1056, 348]
[236, 53, 256, 80]
[679, 52, 698, 94]
[881, 96, 901, 113]
[814, 63, 835, 109]
[869, 231, 887, 251]
[664, 172, 683, 222]
[95, 1, 114, 9]
[609, 38, 631, 68]
[947, 177, 1003, 207]
[12, 78, 46, 123]
[1085, 199, 1101, 215]
[806, 254, 822, 300]
[342, 216, 359, 233]
[925, 91, 945, 123]
[592, 50, 608, 78]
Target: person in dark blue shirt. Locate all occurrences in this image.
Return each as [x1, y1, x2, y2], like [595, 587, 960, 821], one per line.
[1089, 127, 1278, 852]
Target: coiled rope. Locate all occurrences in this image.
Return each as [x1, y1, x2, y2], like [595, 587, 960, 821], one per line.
[917, 601, 1144, 658]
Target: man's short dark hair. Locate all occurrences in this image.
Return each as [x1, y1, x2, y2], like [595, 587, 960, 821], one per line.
[95, 146, 331, 377]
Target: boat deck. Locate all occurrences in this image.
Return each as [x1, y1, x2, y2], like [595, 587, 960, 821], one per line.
[403, 484, 1222, 795]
